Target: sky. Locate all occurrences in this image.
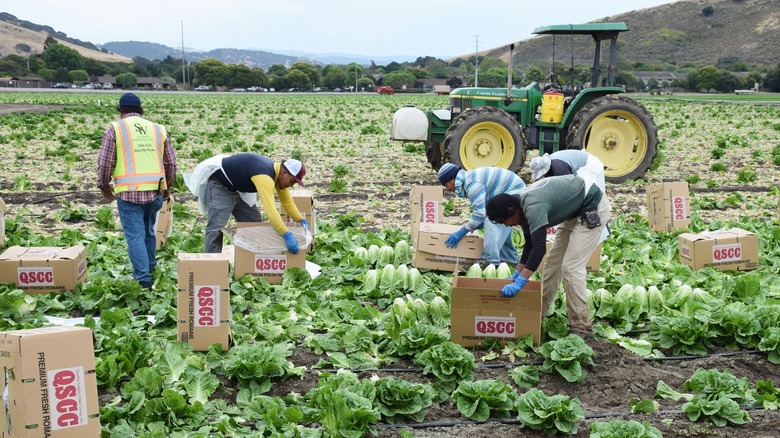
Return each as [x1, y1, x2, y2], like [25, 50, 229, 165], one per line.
[3, 0, 679, 60]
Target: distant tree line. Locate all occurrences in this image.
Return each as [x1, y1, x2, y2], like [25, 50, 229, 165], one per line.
[1, 37, 779, 93]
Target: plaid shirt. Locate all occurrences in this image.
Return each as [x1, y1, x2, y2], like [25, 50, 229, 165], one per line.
[96, 113, 177, 204]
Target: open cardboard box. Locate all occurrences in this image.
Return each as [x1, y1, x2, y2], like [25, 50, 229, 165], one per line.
[412, 223, 482, 272]
[450, 276, 542, 347]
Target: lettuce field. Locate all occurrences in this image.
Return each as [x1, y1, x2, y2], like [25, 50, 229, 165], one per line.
[0, 90, 779, 437]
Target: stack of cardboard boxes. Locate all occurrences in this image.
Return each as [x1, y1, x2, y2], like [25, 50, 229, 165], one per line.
[647, 182, 759, 272]
[408, 186, 483, 272]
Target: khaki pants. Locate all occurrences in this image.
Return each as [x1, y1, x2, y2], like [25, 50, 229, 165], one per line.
[541, 196, 611, 334]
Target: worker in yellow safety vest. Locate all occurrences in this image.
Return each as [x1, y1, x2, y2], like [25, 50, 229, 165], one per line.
[96, 93, 177, 290]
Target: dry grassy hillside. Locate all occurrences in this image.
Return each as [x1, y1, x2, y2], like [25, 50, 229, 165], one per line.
[475, 0, 779, 69]
[0, 20, 131, 63]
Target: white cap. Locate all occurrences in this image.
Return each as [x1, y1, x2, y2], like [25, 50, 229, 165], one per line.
[282, 159, 306, 186]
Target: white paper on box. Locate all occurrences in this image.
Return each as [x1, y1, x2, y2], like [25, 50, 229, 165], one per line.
[48, 366, 89, 430]
[474, 315, 517, 338]
[194, 285, 221, 327]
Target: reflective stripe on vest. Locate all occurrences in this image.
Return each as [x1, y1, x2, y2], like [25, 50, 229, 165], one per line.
[112, 117, 166, 193]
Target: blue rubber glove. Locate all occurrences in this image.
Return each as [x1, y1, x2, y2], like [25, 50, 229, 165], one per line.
[501, 276, 528, 297]
[510, 270, 521, 280]
[282, 231, 299, 254]
[300, 219, 310, 233]
[445, 227, 469, 249]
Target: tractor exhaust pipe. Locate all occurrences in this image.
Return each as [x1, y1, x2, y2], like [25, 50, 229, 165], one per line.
[506, 43, 515, 102]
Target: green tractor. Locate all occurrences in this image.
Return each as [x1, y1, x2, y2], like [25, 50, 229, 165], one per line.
[390, 22, 658, 183]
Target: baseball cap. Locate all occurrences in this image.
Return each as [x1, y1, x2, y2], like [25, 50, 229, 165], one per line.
[283, 159, 306, 186]
[118, 93, 142, 108]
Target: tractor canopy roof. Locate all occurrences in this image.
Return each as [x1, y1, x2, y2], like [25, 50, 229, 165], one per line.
[532, 22, 628, 40]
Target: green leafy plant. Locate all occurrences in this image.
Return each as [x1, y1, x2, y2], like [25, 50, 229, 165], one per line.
[413, 341, 476, 401]
[516, 388, 584, 435]
[589, 419, 663, 438]
[538, 334, 594, 383]
[373, 376, 435, 423]
[221, 342, 306, 395]
[304, 370, 380, 438]
[508, 365, 539, 388]
[451, 378, 519, 421]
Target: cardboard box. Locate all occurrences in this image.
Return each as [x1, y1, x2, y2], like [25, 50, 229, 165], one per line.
[0, 326, 101, 437]
[540, 227, 601, 273]
[412, 223, 482, 272]
[280, 190, 316, 252]
[154, 196, 174, 250]
[228, 223, 307, 284]
[0, 197, 6, 248]
[177, 253, 232, 351]
[0, 246, 87, 294]
[678, 228, 759, 271]
[410, 186, 444, 241]
[647, 182, 691, 232]
[450, 276, 542, 347]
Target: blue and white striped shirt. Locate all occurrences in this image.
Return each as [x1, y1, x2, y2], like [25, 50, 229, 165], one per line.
[455, 167, 526, 231]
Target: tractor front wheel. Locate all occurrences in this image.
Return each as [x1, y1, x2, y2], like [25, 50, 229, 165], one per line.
[566, 95, 658, 183]
[443, 106, 525, 172]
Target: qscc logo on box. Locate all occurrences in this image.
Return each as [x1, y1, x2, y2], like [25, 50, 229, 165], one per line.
[254, 255, 287, 273]
[712, 243, 741, 262]
[48, 366, 88, 430]
[474, 316, 516, 337]
[424, 201, 439, 223]
[672, 196, 687, 220]
[195, 285, 220, 327]
[680, 244, 692, 259]
[17, 267, 54, 286]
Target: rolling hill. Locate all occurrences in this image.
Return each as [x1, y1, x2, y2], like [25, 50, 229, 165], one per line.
[476, 0, 779, 69]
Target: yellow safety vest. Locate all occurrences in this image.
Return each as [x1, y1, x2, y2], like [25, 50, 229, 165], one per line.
[112, 116, 167, 193]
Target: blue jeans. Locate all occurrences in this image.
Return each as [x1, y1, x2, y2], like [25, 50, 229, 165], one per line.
[481, 219, 518, 265]
[116, 196, 163, 287]
[204, 177, 262, 253]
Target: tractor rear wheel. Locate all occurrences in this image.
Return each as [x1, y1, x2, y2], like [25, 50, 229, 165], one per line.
[443, 106, 525, 172]
[566, 95, 658, 183]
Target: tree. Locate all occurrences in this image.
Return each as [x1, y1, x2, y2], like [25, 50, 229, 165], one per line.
[696, 65, 722, 92]
[267, 64, 288, 77]
[37, 68, 56, 81]
[43, 43, 85, 71]
[525, 66, 545, 83]
[322, 66, 346, 89]
[646, 77, 659, 90]
[384, 70, 416, 89]
[476, 68, 506, 87]
[763, 63, 780, 92]
[0, 54, 29, 76]
[702, 5, 714, 16]
[290, 62, 320, 87]
[116, 72, 138, 88]
[68, 69, 89, 84]
[228, 64, 256, 88]
[194, 58, 231, 87]
[716, 72, 742, 92]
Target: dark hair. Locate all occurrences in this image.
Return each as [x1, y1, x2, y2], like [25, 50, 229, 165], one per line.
[118, 106, 144, 115]
[486, 193, 520, 223]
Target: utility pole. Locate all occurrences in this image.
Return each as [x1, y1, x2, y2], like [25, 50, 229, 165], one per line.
[474, 35, 480, 87]
[181, 21, 188, 86]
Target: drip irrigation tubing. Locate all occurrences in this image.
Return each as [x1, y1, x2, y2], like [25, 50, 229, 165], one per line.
[641, 349, 761, 362]
[301, 349, 763, 374]
[378, 405, 772, 429]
